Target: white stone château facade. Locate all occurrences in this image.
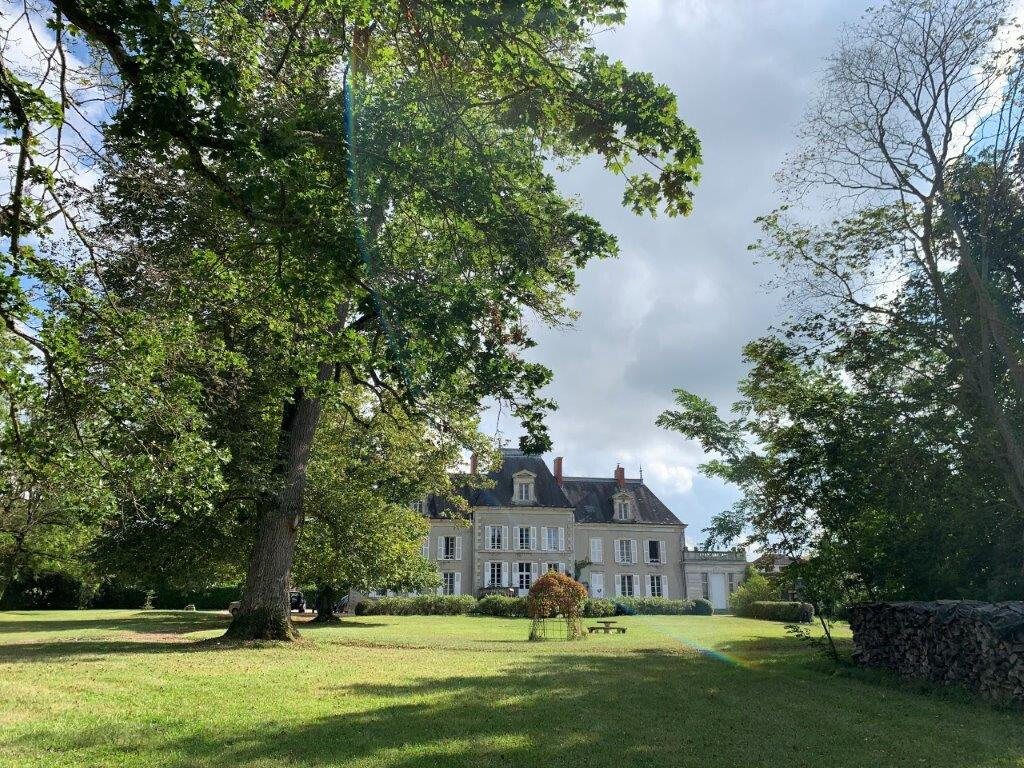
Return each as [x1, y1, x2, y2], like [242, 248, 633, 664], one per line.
[365, 448, 749, 610]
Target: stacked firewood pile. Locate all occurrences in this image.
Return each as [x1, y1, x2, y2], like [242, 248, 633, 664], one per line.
[850, 601, 1024, 703]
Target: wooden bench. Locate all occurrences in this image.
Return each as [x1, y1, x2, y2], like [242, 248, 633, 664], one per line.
[588, 620, 627, 634]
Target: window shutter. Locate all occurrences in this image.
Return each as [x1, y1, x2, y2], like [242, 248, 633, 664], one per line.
[531, 562, 539, 581]
[591, 538, 602, 563]
[614, 575, 622, 597]
[614, 540, 622, 564]
[662, 577, 669, 599]
[455, 536, 462, 561]
[436, 581, 444, 596]
[645, 574, 652, 597]
[630, 540, 637, 564]
[635, 574, 642, 597]
[558, 527, 565, 551]
[558, 562, 565, 575]
[501, 562, 509, 588]
[421, 538, 429, 558]
[501, 526, 509, 551]
[659, 540, 666, 563]
[529, 526, 537, 550]
[484, 561, 492, 587]
[436, 538, 444, 560]
[540, 527, 549, 552]
[454, 573, 462, 596]
[644, 540, 651, 564]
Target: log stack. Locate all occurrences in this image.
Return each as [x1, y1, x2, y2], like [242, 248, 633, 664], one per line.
[850, 601, 1024, 704]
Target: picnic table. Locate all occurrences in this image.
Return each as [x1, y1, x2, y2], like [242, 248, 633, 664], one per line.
[588, 619, 627, 635]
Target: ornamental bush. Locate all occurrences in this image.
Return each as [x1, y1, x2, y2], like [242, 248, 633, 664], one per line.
[691, 598, 714, 615]
[613, 597, 694, 615]
[360, 595, 476, 616]
[728, 569, 776, 614]
[526, 571, 588, 640]
[583, 598, 617, 617]
[473, 595, 527, 618]
[741, 600, 814, 623]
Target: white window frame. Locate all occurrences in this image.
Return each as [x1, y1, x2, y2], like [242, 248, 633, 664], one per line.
[487, 525, 505, 551]
[441, 572, 457, 595]
[646, 539, 664, 564]
[441, 535, 456, 561]
[649, 574, 664, 598]
[616, 539, 636, 565]
[618, 573, 635, 597]
[544, 526, 561, 551]
[411, 499, 424, 515]
[485, 561, 506, 588]
[516, 561, 535, 591]
[616, 499, 629, 521]
[517, 526, 533, 551]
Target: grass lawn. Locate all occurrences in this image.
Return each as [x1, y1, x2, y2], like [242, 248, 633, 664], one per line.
[0, 611, 1021, 768]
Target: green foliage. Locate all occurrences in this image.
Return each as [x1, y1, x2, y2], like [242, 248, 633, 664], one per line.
[611, 598, 707, 615]
[582, 598, 617, 618]
[728, 570, 775, 615]
[472, 595, 528, 618]
[741, 601, 814, 624]
[0, 572, 93, 610]
[525, 571, 587, 619]
[691, 598, 714, 616]
[361, 595, 477, 616]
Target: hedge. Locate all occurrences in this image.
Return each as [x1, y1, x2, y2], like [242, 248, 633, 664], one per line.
[740, 600, 814, 623]
[582, 598, 616, 617]
[0, 575, 241, 611]
[359, 595, 476, 616]
[473, 595, 527, 618]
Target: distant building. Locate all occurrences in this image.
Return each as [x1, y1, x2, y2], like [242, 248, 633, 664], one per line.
[356, 448, 750, 611]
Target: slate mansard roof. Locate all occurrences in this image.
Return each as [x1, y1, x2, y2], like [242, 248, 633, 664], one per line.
[428, 448, 683, 527]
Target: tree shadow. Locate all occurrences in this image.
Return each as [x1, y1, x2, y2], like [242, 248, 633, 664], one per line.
[0, 610, 230, 636]
[11, 646, 1020, 768]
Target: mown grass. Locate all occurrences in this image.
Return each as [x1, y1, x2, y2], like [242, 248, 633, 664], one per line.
[0, 610, 1021, 768]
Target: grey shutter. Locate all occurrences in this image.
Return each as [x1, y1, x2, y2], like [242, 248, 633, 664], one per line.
[558, 527, 565, 551]
[501, 526, 509, 551]
[529, 526, 537, 550]
[455, 536, 463, 561]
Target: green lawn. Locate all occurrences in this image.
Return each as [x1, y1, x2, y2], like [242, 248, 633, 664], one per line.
[0, 611, 1021, 768]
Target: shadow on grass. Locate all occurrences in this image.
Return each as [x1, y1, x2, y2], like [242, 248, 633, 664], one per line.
[0, 610, 230, 636]
[11, 645, 1022, 768]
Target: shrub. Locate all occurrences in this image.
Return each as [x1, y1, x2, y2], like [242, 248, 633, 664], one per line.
[613, 597, 695, 615]
[473, 595, 527, 618]
[353, 600, 370, 615]
[361, 595, 476, 616]
[582, 598, 616, 617]
[741, 600, 814, 623]
[728, 569, 775, 614]
[526, 572, 587, 619]
[0, 572, 93, 610]
[690, 598, 714, 615]
[614, 601, 637, 616]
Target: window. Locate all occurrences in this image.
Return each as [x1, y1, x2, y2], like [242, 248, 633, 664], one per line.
[517, 562, 534, 591]
[728, 572, 738, 593]
[420, 537, 429, 558]
[442, 572, 456, 595]
[487, 525, 504, 550]
[442, 536, 456, 560]
[616, 499, 629, 520]
[544, 526, 561, 551]
[411, 499, 423, 515]
[545, 562, 564, 574]
[512, 471, 536, 504]
[647, 540, 663, 564]
[616, 539, 635, 564]
[619, 574, 635, 597]
[649, 574, 664, 598]
[590, 537, 603, 563]
[701, 572, 710, 601]
[517, 481, 532, 501]
[517, 526, 532, 550]
[487, 561, 504, 588]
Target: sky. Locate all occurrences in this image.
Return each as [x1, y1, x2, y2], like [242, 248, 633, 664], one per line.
[483, 0, 871, 548]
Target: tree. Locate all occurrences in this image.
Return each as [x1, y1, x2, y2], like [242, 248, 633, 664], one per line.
[727, 568, 774, 616]
[2, 2, 702, 639]
[777, 0, 1024, 556]
[292, 397, 474, 623]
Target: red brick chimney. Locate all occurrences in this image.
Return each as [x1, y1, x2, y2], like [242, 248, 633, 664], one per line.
[470, 453, 478, 475]
[614, 464, 625, 488]
[553, 456, 563, 484]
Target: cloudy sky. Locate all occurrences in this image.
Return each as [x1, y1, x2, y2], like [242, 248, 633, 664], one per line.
[485, 0, 870, 547]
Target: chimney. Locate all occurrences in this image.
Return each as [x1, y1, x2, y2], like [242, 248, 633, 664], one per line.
[614, 464, 625, 488]
[553, 456, 564, 485]
[470, 453, 478, 475]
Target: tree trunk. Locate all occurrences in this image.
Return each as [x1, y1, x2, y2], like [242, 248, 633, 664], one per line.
[224, 363, 333, 641]
[311, 582, 341, 623]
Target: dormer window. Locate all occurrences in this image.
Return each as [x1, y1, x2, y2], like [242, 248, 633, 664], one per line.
[511, 470, 536, 505]
[411, 497, 426, 515]
[616, 500, 629, 520]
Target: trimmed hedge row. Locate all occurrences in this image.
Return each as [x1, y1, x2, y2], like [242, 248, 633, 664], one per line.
[739, 600, 815, 623]
[350, 595, 720, 618]
[357, 595, 476, 616]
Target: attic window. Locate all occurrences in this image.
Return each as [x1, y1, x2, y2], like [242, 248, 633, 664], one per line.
[616, 499, 630, 521]
[411, 499, 424, 515]
[512, 470, 536, 504]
